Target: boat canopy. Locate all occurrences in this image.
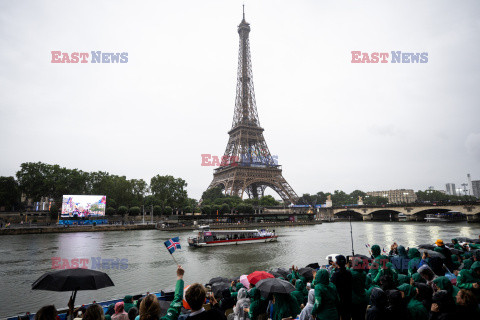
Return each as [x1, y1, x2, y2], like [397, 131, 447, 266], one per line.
[197, 229, 260, 234]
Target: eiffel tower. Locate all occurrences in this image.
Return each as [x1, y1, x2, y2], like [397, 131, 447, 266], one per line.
[207, 8, 299, 204]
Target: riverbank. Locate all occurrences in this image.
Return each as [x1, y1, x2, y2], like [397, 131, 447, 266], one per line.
[0, 220, 322, 235]
[158, 220, 322, 231]
[0, 224, 156, 235]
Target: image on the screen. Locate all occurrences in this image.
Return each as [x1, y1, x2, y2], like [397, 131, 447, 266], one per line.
[61, 195, 106, 218]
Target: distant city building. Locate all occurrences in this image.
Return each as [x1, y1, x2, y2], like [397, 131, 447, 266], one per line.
[456, 188, 465, 196]
[468, 174, 473, 196]
[366, 189, 417, 204]
[446, 183, 456, 196]
[472, 180, 480, 199]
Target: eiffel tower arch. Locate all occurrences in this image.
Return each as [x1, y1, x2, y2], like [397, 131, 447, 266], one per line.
[207, 9, 298, 204]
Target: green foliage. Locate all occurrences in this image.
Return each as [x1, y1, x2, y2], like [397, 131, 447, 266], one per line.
[117, 206, 128, 215]
[220, 203, 230, 214]
[153, 205, 163, 216]
[150, 175, 188, 209]
[416, 190, 477, 203]
[0, 176, 21, 210]
[202, 205, 212, 215]
[106, 207, 115, 216]
[259, 195, 279, 206]
[129, 206, 141, 215]
[184, 206, 192, 213]
[164, 206, 173, 215]
[212, 204, 221, 214]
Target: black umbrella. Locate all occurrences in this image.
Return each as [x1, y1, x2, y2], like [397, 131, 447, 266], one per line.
[208, 277, 229, 285]
[269, 268, 289, 278]
[306, 263, 320, 269]
[256, 278, 295, 295]
[32, 268, 114, 308]
[418, 244, 435, 250]
[418, 248, 445, 260]
[270, 271, 283, 278]
[449, 248, 462, 255]
[456, 237, 473, 243]
[298, 267, 314, 282]
[211, 281, 230, 297]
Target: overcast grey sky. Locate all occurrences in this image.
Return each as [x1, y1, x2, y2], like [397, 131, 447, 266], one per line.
[1, 0, 479, 200]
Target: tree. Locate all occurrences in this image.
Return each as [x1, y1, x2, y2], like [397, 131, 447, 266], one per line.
[201, 186, 225, 205]
[150, 175, 188, 209]
[259, 195, 279, 206]
[117, 206, 128, 216]
[129, 206, 141, 215]
[164, 206, 173, 215]
[106, 207, 115, 216]
[0, 176, 21, 210]
[202, 205, 212, 215]
[49, 203, 60, 220]
[220, 203, 230, 214]
[153, 205, 163, 216]
[350, 190, 366, 203]
[184, 206, 192, 214]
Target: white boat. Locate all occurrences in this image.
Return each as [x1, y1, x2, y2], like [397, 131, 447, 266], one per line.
[425, 212, 466, 222]
[187, 225, 278, 247]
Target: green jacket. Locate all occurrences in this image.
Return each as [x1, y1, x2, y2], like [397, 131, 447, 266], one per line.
[272, 293, 300, 320]
[463, 258, 474, 270]
[407, 248, 421, 277]
[433, 276, 460, 303]
[457, 261, 480, 299]
[290, 279, 307, 307]
[373, 262, 398, 285]
[350, 269, 367, 306]
[249, 287, 267, 320]
[123, 295, 135, 312]
[397, 284, 428, 320]
[311, 269, 339, 320]
[369, 245, 389, 279]
[160, 279, 184, 320]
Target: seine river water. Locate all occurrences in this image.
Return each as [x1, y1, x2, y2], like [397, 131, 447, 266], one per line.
[2, 222, 480, 318]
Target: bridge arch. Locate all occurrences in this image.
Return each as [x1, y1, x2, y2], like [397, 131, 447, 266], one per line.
[334, 210, 363, 220]
[369, 209, 403, 221]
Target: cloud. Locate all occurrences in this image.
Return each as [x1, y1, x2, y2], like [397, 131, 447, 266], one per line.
[465, 133, 480, 160]
[367, 124, 397, 137]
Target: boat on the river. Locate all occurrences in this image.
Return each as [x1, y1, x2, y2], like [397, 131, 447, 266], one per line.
[425, 211, 466, 222]
[187, 225, 277, 247]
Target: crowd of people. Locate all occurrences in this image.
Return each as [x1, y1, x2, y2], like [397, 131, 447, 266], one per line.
[33, 237, 480, 320]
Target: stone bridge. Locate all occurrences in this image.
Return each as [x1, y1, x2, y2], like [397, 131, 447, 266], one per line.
[317, 203, 480, 222]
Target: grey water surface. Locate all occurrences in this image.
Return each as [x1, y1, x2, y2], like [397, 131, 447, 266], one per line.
[1, 222, 480, 318]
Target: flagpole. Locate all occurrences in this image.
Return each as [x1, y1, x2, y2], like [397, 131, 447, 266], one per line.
[170, 253, 179, 266]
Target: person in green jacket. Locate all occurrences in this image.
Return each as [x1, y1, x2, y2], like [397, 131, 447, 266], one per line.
[311, 269, 339, 320]
[137, 266, 184, 320]
[397, 283, 428, 320]
[451, 238, 464, 252]
[350, 258, 368, 320]
[271, 293, 300, 320]
[433, 276, 460, 303]
[407, 248, 421, 277]
[368, 245, 389, 280]
[290, 279, 307, 307]
[248, 287, 267, 320]
[456, 260, 480, 300]
[123, 296, 135, 313]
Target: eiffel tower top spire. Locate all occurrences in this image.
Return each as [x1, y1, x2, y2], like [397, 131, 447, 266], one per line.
[232, 5, 260, 129]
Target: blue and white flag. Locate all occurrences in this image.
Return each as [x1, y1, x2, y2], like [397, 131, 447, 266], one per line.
[164, 237, 181, 254]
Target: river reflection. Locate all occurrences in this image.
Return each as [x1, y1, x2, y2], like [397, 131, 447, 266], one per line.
[1, 222, 480, 317]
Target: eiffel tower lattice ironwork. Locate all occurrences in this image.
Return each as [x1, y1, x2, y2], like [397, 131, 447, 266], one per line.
[207, 9, 299, 204]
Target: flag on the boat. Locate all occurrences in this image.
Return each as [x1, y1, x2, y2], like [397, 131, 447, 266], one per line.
[164, 237, 181, 254]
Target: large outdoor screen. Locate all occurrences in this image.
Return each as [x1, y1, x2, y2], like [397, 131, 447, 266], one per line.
[61, 195, 106, 218]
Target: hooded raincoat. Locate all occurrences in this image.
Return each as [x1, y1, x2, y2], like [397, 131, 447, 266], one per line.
[298, 289, 315, 320]
[290, 279, 307, 307]
[456, 260, 480, 299]
[432, 276, 460, 303]
[272, 293, 300, 320]
[408, 248, 421, 276]
[366, 287, 386, 320]
[397, 284, 428, 320]
[311, 269, 339, 320]
[369, 245, 389, 279]
[233, 288, 250, 320]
